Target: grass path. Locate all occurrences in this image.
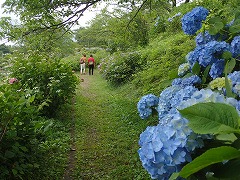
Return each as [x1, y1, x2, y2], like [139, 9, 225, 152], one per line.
[71, 70, 151, 179]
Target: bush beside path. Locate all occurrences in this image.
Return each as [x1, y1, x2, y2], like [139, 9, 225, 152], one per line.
[69, 70, 151, 179]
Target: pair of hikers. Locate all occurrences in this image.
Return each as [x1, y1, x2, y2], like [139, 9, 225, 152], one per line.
[80, 54, 95, 75]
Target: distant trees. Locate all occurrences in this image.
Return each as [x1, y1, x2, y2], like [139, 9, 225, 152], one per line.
[0, 0, 192, 52]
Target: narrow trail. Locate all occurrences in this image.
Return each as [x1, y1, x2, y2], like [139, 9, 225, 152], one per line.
[64, 70, 149, 179]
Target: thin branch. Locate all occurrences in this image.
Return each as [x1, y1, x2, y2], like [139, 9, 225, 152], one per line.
[126, 0, 148, 28]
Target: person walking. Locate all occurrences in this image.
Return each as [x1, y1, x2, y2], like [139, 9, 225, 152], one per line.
[80, 54, 86, 75]
[88, 54, 95, 75]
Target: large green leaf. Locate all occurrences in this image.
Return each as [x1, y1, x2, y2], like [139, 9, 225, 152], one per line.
[179, 146, 240, 178]
[179, 102, 239, 134]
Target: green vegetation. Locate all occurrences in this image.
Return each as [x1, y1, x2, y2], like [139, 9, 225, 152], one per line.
[0, 0, 239, 179]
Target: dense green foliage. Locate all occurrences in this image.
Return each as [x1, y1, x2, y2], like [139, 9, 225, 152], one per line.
[0, 82, 71, 179]
[0, 83, 39, 179]
[99, 52, 143, 85]
[10, 51, 78, 117]
[0, 50, 77, 178]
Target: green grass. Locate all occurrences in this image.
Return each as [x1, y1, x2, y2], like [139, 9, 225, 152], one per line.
[73, 71, 157, 179]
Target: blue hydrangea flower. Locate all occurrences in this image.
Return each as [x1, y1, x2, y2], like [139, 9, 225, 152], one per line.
[195, 31, 216, 46]
[228, 71, 240, 97]
[178, 63, 190, 76]
[171, 78, 182, 86]
[187, 45, 205, 68]
[138, 112, 203, 179]
[199, 41, 230, 67]
[170, 86, 198, 111]
[157, 85, 182, 118]
[157, 85, 197, 119]
[137, 94, 159, 119]
[181, 6, 209, 35]
[232, 83, 240, 97]
[209, 59, 225, 79]
[230, 36, 240, 58]
[228, 71, 240, 84]
[182, 75, 201, 87]
[178, 89, 240, 114]
[172, 75, 201, 88]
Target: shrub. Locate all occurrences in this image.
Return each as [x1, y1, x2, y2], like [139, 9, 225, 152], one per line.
[100, 51, 143, 85]
[0, 83, 40, 179]
[10, 51, 78, 117]
[61, 55, 80, 71]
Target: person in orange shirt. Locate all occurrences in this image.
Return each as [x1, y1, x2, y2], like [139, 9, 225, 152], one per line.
[88, 54, 95, 75]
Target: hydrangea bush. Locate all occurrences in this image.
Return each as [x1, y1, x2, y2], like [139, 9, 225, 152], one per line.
[99, 52, 143, 85]
[137, 6, 240, 180]
[10, 50, 78, 117]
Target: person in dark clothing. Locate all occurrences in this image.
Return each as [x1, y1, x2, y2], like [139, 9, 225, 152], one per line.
[88, 55, 95, 75]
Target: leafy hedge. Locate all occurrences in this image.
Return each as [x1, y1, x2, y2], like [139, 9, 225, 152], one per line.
[0, 83, 40, 179]
[61, 54, 80, 71]
[10, 51, 78, 117]
[0, 50, 77, 179]
[99, 51, 144, 85]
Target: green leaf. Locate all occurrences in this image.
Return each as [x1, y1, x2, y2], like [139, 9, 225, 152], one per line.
[5, 151, 15, 158]
[224, 58, 236, 98]
[12, 169, 18, 176]
[192, 62, 200, 75]
[179, 102, 239, 135]
[202, 65, 210, 84]
[229, 19, 240, 34]
[208, 17, 224, 35]
[225, 75, 235, 98]
[216, 133, 237, 143]
[224, 58, 236, 74]
[169, 172, 179, 180]
[222, 51, 232, 60]
[179, 146, 240, 178]
[235, 10, 240, 20]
